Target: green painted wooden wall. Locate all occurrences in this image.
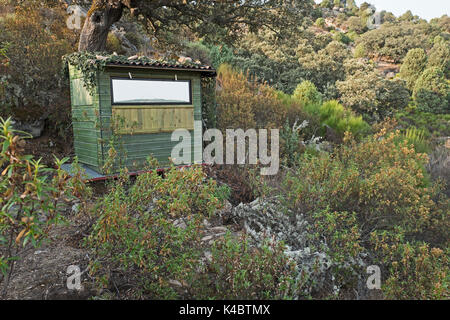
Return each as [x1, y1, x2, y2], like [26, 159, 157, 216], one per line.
[69, 64, 204, 174]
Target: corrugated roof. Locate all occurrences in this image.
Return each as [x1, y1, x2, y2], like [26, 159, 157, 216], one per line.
[105, 58, 216, 75]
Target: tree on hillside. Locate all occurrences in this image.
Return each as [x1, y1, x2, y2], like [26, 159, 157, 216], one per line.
[413, 67, 450, 114]
[399, 48, 428, 91]
[427, 36, 450, 78]
[78, 0, 314, 52]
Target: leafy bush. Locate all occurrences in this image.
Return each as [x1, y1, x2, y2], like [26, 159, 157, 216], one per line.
[0, 4, 77, 135]
[0, 117, 87, 297]
[403, 127, 430, 154]
[332, 32, 352, 45]
[399, 48, 428, 91]
[279, 126, 449, 298]
[292, 81, 322, 106]
[87, 163, 228, 298]
[427, 36, 450, 78]
[193, 233, 299, 300]
[345, 16, 367, 34]
[395, 107, 450, 137]
[303, 100, 370, 139]
[337, 65, 410, 121]
[355, 21, 437, 63]
[372, 237, 448, 300]
[413, 67, 450, 114]
[315, 17, 326, 29]
[298, 41, 350, 98]
[216, 64, 302, 130]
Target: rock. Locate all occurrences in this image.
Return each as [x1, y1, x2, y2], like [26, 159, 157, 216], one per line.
[204, 251, 212, 262]
[203, 219, 211, 228]
[209, 226, 227, 233]
[173, 218, 187, 229]
[216, 200, 233, 223]
[71, 203, 81, 215]
[178, 56, 193, 64]
[201, 235, 214, 242]
[168, 280, 183, 287]
[11, 119, 45, 138]
[386, 72, 396, 79]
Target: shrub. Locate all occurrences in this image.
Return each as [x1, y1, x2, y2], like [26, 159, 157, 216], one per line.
[399, 48, 428, 91]
[345, 16, 367, 34]
[427, 36, 450, 78]
[193, 233, 299, 300]
[376, 78, 410, 116]
[413, 67, 450, 114]
[395, 107, 450, 137]
[353, 43, 367, 58]
[279, 125, 449, 298]
[315, 17, 326, 29]
[88, 163, 227, 299]
[337, 68, 410, 121]
[184, 41, 212, 65]
[317, 100, 370, 138]
[355, 22, 436, 63]
[332, 32, 351, 45]
[372, 238, 448, 300]
[106, 32, 126, 55]
[216, 64, 301, 130]
[292, 81, 322, 106]
[0, 117, 87, 297]
[0, 4, 77, 136]
[298, 41, 350, 97]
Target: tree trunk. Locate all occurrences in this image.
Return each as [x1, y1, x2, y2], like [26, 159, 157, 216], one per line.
[78, 2, 124, 52]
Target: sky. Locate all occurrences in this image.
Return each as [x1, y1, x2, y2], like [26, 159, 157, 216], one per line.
[316, 0, 449, 21]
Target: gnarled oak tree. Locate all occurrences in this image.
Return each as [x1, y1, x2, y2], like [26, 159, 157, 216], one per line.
[78, 0, 313, 52]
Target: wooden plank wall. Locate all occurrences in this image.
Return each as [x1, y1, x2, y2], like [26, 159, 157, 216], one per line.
[97, 67, 203, 173]
[69, 65, 102, 172]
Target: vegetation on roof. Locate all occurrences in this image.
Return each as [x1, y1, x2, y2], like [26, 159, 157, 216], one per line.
[62, 52, 208, 95]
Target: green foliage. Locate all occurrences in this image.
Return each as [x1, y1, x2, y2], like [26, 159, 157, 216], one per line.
[396, 107, 450, 137]
[232, 50, 305, 94]
[130, 163, 228, 219]
[427, 37, 450, 78]
[403, 127, 430, 154]
[413, 67, 450, 114]
[308, 208, 364, 287]
[345, 16, 367, 34]
[106, 32, 126, 55]
[87, 163, 227, 299]
[0, 117, 88, 296]
[332, 32, 352, 45]
[193, 233, 300, 300]
[316, 100, 370, 137]
[320, 0, 332, 9]
[216, 64, 304, 130]
[207, 43, 235, 69]
[0, 4, 76, 134]
[315, 17, 326, 29]
[280, 126, 449, 298]
[372, 237, 448, 300]
[292, 81, 322, 106]
[399, 48, 428, 91]
[337, 61, 410, 121]
[355, 22, 438, 63]
[353, 43, 367, 58]
[298, 41, 351, 99]
[184, 41, 212, 65]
